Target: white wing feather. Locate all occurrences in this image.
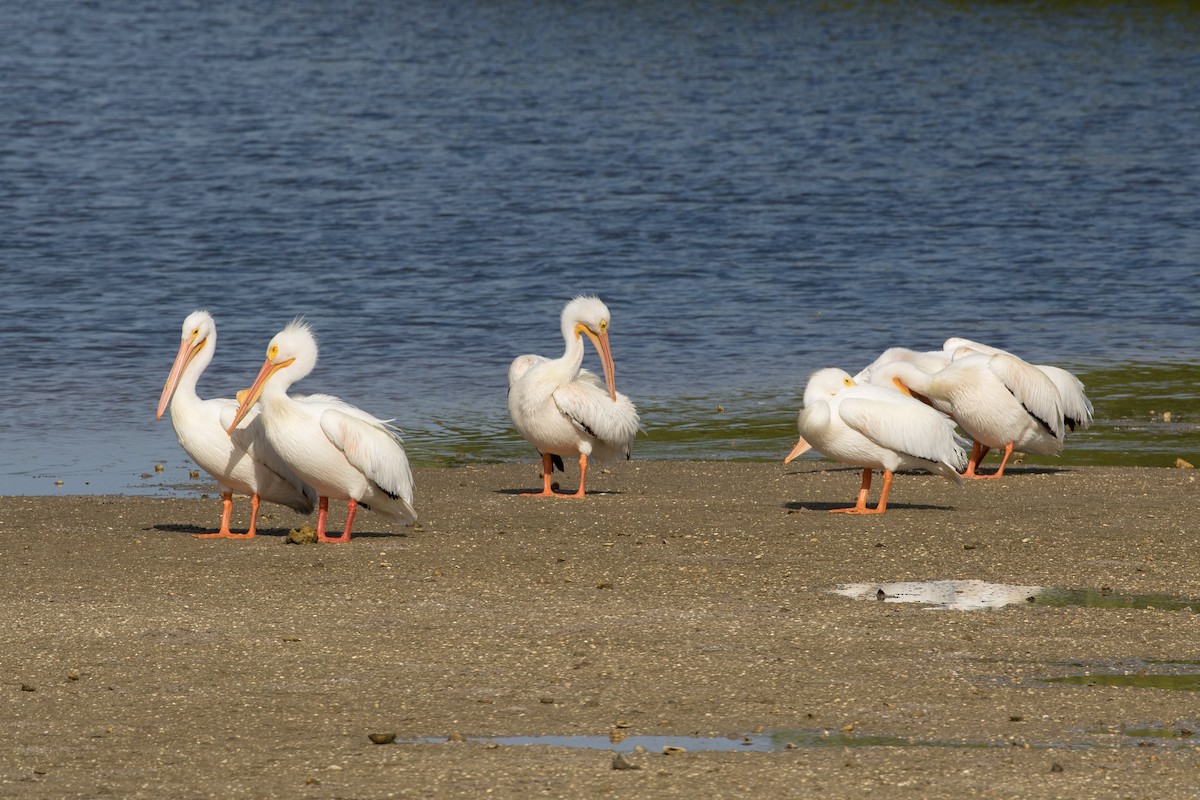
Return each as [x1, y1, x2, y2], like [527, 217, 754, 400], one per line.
[319, 408, 416, 519]
[838, 393, 964, 472]
[552, 381, 640, 456]
[987, 353, 1065, 440]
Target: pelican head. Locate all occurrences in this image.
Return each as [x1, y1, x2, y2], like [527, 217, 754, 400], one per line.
[157, 310, 217, 419]
[562, 296, 618, 400]
[226, 318, 319, 434]
[802, 367, 855, 409]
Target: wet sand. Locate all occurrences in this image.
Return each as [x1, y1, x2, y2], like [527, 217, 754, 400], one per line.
[2, 461, 1199, 799]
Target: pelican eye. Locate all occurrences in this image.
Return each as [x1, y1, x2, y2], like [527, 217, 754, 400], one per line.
[599, 319, 609, 333]
[842, 377, 854, 387]
[268, 344, 279, 360]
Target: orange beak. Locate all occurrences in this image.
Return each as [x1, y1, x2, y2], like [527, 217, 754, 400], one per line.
[784, 437, 813, 463]
[580, 326, 617, 401]
[226, 356, 293, 435]
[157, 336, 206, 419]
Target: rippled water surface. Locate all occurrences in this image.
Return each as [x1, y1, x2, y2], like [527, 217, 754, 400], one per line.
[2, 1, 1197, 494]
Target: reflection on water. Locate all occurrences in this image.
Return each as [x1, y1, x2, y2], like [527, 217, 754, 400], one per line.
[834, 581, 1200, 612]
[834, 580, 1042, 610]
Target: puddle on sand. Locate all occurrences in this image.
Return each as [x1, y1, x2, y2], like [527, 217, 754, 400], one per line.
[834, 581, 1200, 612]
[1095, 723, 1199, 741]
[393, 729, 1010, 752]
[1044, 673, 1200, 691]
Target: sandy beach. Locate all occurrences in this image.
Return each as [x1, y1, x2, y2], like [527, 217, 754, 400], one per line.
[2, 461, 1199, 798]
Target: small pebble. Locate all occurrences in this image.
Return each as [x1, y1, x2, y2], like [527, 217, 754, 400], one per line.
[447, 732, 466, 743]
[612, 753, 641, 770]
[662, 745, 686, 754]
[367, 732, 396, 744]
[154, 464, 164, 472]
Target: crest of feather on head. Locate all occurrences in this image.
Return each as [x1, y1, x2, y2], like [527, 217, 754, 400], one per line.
[268, 317, 319, 366]
[561, 295, 611, 334]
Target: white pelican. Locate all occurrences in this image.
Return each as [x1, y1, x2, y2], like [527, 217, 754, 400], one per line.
[156, 311, 315, 539]
[227, 320, 417, 543]
[852, 346, 951, 384]
[508, 296, 640, 497]
[870, 352, 1065, 479]
[784, 368, 966, 514]
[942, 337, 1094, 432]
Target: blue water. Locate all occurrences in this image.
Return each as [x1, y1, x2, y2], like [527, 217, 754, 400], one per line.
[2, 1, 1198, 495]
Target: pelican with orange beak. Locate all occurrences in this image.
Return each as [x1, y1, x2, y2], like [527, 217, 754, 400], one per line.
[507, 296, 640, 497]
[157, 311, 315, 538]
[226, 319, 416, 542]
[785, 368, 966, 514]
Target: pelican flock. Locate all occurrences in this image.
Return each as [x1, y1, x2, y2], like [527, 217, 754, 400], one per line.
[786, 337, 1094, 513]
[227, 320, 417, 543]
[154, 304, 1096, 533]
[507, 296, 640, 497]
[157, 311, 315, 538]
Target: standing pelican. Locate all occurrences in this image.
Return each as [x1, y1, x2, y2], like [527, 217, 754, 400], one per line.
[871, 352, 1065, 479]
[942, 337, 1094, 432]
[785, 368, 966, 514]
[227, 320, 416, 543]
[156, 311, 315, 539]
[508, 296, 640, 497]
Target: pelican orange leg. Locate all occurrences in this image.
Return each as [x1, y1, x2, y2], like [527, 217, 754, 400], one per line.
[314, 496, 357, 543]
[567, 453, 589, 498]
[831, 468, 892, 515]
[521, 453, 558, 497]
[521, 452, 591, 498]
[320, 499, 357, 543]
[964, 441, 1013, 480]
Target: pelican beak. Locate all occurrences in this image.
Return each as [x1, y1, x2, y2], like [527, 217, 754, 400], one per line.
[784, 437, 812, 463]
[226, 357, 293, 435]
[579, 325, 618, 401]
[891, 377, 914, 397]
[157, 335, 205, 419]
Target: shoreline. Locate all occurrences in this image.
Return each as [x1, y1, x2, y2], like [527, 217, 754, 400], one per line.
[2, 462, 1199, 798]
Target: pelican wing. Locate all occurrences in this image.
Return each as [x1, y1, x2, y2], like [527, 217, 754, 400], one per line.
[838, 394, 963, 469]
[987, 354, 1065, 440]
[1037, 365, 1093, 431]
[319, 408, 415, 508]
[552, 379, 640, 448]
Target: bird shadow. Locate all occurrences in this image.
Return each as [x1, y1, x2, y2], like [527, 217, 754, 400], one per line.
[149, 524, 406, 540]
[151, 523, 294, 538]
[494, 488, 623, 497]
[782, 500, 955, 513]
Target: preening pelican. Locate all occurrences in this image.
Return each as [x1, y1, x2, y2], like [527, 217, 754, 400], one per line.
[852, 346, 951, 384]
[785, 368, 966, 514]
[942, 337, 1094, 432]
[508, 296, 640, 497]
[227, 320, 416, 543]
[871, 352, 1064, 479]
[156, 311, 315, 538]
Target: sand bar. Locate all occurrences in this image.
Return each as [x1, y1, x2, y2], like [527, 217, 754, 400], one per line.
[2, 461, 1199, 798]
